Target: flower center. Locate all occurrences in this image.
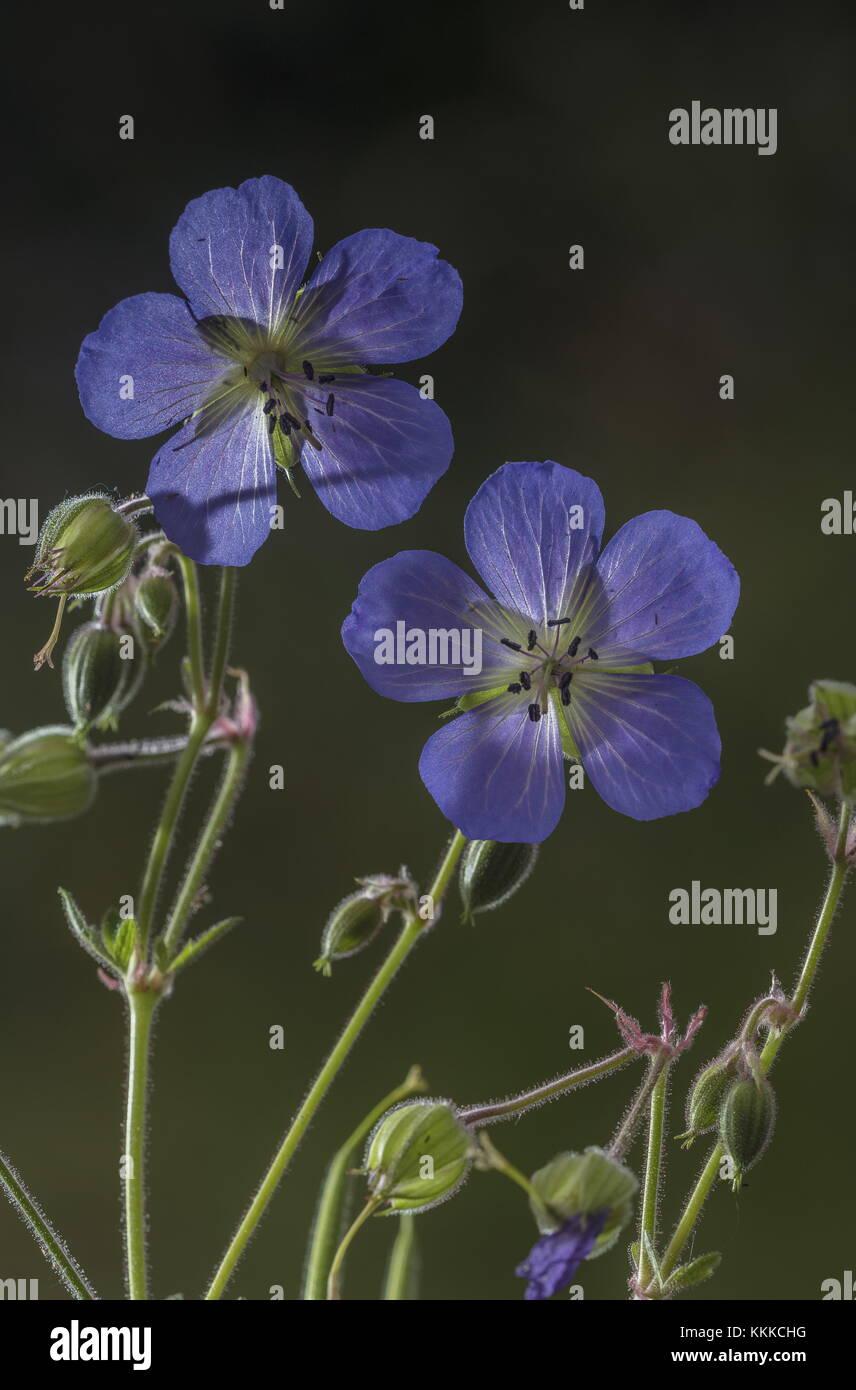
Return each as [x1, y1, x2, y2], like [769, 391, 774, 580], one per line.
[245, 350, 338, 451]
[500, 618, 599, 722]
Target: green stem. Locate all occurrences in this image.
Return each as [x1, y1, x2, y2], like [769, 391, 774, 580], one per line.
[458, 1047, 635, 1127]
[302, 1065, 426, 1301]
[326, 1198, 381, 1300]
[176, 555, 205, 711]
[135, 720, 209, 952]
[205, 829, 468, 1300]
[206, 567, 236, 717]
[659, 1142, 722, 1282]
[382, 1214, 418, 1300]
[636, 1063, 669, 1290]
[124, 988, 158, 1300]
[161, 739, 249, 959]
[609, 1054, 667, 1161]
[0, 1151, 98, 1300]
[135, 566, 237, 953]
[660, 801, 852, 1284]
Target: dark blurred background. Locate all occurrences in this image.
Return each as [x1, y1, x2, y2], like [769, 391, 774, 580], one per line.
[1, 0, 854, 1302]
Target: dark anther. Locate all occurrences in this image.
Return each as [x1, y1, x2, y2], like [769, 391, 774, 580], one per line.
[267, 414, 277, 435]
[279, 417, 292, 436]
[243, 366, 248, 377]
[283, 411, 301, 430]
[559, 671, 572, 691]
[507, 682, 522, 694]
[810, 750, 820, 767]
[587, 647, 599, 661]
[263, 399, 276, 415]
[302, 360, 315, 380]
[527, 630, 537, 650]
[519, 670, 532, 691]
[568, 635, 581, 657]
[547, 617, 570, 627]
[258, 381, 268, 393]
[319, 373, 336, 384]
[528, 703, 541, 723]
[500, 638, 522, 652]
[561, 687, 571, 706]
[326, 393, 335, 416]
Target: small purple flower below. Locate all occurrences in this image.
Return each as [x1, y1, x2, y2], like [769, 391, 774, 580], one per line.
[341, 461, 740, 842]
[516, 1209, 608, 1300]
[75, 177, 462, 565]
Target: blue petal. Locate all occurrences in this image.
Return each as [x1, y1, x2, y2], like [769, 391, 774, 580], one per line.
[584, 511, 740, 661]
[169, 176, 313, 336]
[464, 462, 605, 625]
[341, 551, 516, 702]
[146, 403, 276, 566]
[516, 1212, 607, 1301]
[297, 376, 453, 529]
[567, 673, 722, 820]
[289, 228, 462, 365]
[75, 293, 225, 440]
[418, 695, 566, 843]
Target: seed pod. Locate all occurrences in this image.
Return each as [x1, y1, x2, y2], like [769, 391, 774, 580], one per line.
[719, 1076, 776, 1191]
[0, 726, 95, 827]
[135, 570, 179, 647]
[27, 494, 137, 599]
[62, 623, 128, 732]
[458, 839, 538, 923]
[364, 1100, 472, 1213]
[313, 892, 387, 976]
[529, 1147, 638, 1256]
[677, 1059, 735, 1148]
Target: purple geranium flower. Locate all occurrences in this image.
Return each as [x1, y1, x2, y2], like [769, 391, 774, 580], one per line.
[516, 1210, 608, 1300]
[341, 461, 739, 842]
[75, 176, 462, 566]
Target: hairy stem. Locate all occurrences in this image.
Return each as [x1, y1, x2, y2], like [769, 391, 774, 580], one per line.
[205, 830, 468, 1300]
[0, 1150, 98, 1300]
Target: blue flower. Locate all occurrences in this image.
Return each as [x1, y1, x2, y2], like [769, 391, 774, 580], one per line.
[75, 176, 462, 566]
[515, 1210, 608, 1300]
[341, 461, 739, 842]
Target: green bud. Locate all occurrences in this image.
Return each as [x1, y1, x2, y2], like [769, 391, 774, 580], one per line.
[62, 623, 129, 733]
[719, 1076, 776, 1191]
[529, 1147, 638, 1256]
[761, 680, 856, 802]
[364, 1100, 472, 1212]
[134, 570, 179, 647]
[314, 871, 416, 976]
[27, 494, 137, 599]
[677, 1057, 736, 1148]
[0, 726, 95, 827]
[458, 839, 538, 924]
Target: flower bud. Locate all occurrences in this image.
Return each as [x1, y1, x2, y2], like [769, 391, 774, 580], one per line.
[677, 1056, 736, 1148]
[27, 494, 137, 599]
[364, 1100, 472, 1212]
[62, 622, 129, 733]
[529, 1147, 638, 1256]
[0, 726, 95, 827]
[718, 1075, 776, 1191]
[761, 680, 856, 801]
[458, 839, 538, 924]
[313, 871, 416, 976]
[134, 569, 179, 647]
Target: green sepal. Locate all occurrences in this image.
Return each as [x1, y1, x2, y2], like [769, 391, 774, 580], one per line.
[663, 1251, 722, 1294]
[57, 887, 114, 969]
[439, 686, 505, 720]
[167, 917, 243, 974]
